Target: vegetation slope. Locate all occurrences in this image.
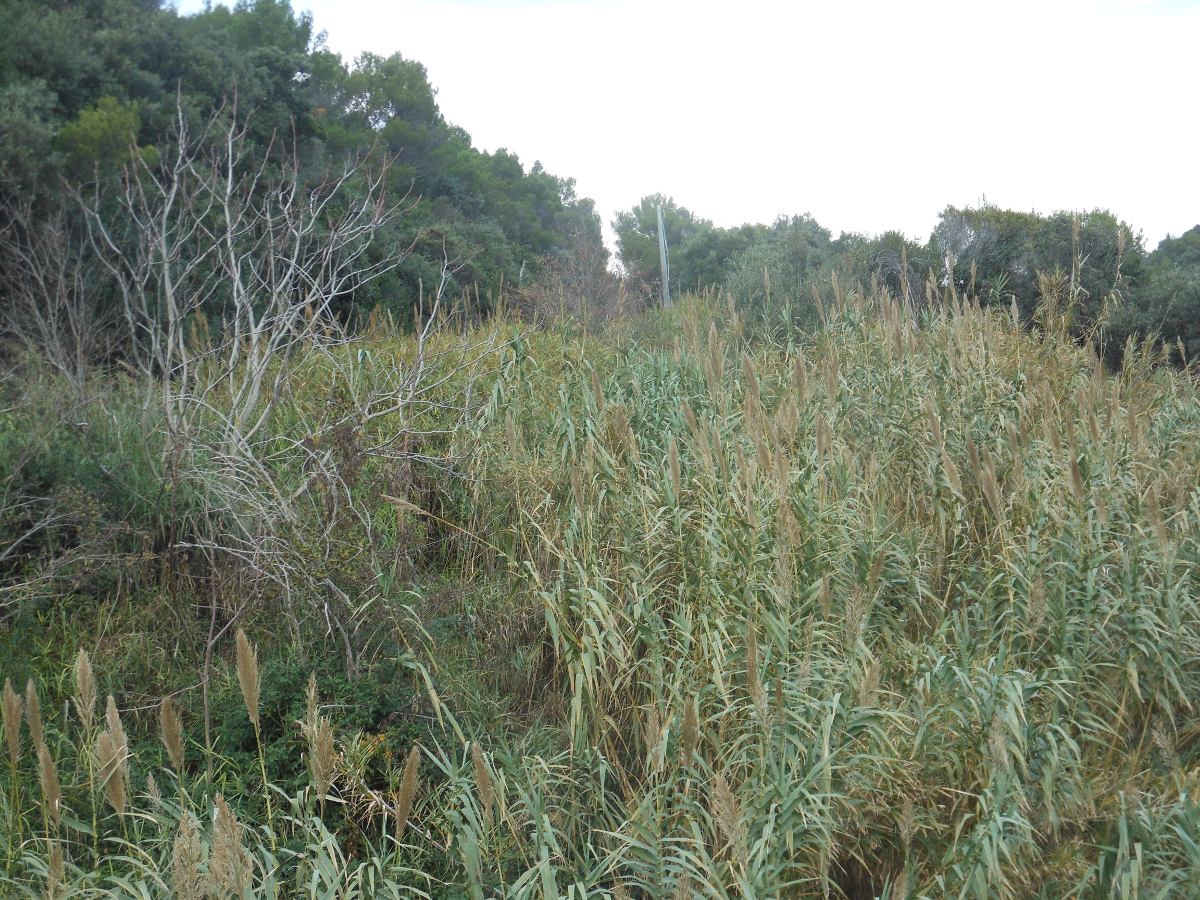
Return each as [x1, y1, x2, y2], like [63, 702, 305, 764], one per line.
[3, 279, 1200, 898]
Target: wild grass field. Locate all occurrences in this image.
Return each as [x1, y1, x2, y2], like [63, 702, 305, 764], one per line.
[3, 281, 1200, 898]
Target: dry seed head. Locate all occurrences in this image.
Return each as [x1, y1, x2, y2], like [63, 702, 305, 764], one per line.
[823, 354, 839, 399]
[234, 629, 260, 728]
[746, 624, 766, 720]
[94, 730, 127, 816]
[210, 794, 251, 898]
[38, 742, 62, 828]
[776, 396, 799, 445]
[979, 450, 1002, 519]
[73, 649, 96, 735]
[1027, 578, 1047, 635]
[1067, 445, 1086, 507]
[472, 742, 494, 825]
[899, 796, 916, 848]
[924, 396, 943, 445]
[25, 678, 44, 752]
[146, 771, 162, 808]
[867, 554, 885, 594]
[3, 678, 21, 768]
[1146, 492, 1169, 550]
[644, 705, 663, 769]
[395, 744, 421, 839]
[681, 398, 700, 441]
[815, 413, 831, 460]
[160, 696, 185, 771]
[707, 322, 722, 389]
[104, 696, 127, 768]
[966, 437, 980, 478]
[793, 352, 808, 403]
[172, 813, 205, 900]
[941, 448, 963, 497]
[570, 466, 585, 511]
[988, 712, 1008, 774]
[309, 716, 336, 800]
[742, 350, 760, 398]
[858, 658, 881, 707]
[711, 772, 745, 863]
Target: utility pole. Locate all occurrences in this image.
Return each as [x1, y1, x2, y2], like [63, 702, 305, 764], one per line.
[656, 204, 672, 309]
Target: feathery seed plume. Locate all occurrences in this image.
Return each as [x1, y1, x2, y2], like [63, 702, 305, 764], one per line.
[235, 629, 260, 728]
[160, 696, 185, 771]
[172, 814, 205, 900]
[38, 742, 62, 828]
[395, 744, 420, 839]
[73, 649, 96, 735]
[472, 742, 494, 825]
[94, 729, 127, 815]
[209, 794, 251, 898]
[25, 678, 44, 752]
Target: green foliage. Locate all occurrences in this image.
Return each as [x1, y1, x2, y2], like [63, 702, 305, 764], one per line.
[724, 213, 833, 328]
[55, 96, 140, 178]
[0, 0, 603, 322]
[931, 204, 1147, 326]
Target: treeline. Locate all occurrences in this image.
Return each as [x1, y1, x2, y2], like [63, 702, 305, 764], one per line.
[0, 0, 604, 325]
[1, 0, 1195, 366]
[616, 196, 1200, 365]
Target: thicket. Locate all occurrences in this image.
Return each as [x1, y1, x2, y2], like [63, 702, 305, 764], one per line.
[3, 275, 1200, 896]
[616, 199, 1200, 367]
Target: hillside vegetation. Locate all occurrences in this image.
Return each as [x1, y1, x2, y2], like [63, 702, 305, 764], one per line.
[3, 2, 1200, 898]
[3, 280, 1200, 898]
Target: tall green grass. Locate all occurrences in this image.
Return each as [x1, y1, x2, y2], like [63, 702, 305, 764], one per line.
[3, 283, 1199, 897]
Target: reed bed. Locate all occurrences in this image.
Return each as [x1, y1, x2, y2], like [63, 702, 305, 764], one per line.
[2, 285, 1199, 898]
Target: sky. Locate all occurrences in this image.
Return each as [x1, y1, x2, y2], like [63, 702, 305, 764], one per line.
[174, 0, 1200, 249]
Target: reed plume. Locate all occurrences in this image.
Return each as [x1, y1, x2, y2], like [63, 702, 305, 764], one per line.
[309, 716, 336, 801]
[25, 678, 44, 752]
[472, 742, 494, 825]
[171, 813, 205, 900]
[73, 649, 96, 735]
[236, 628, 273, 835]
[160, 695, 185, 771]
[38, 742, 62, 828]
[235, 628, 260, 728]
[94, 729, 127, 816]
[209, 794, 251, 898]
[711, 772, 745, 863]
[395, 744, 420, 840]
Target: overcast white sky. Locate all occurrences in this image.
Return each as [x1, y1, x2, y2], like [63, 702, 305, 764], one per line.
[175, 0, 1199, 249]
